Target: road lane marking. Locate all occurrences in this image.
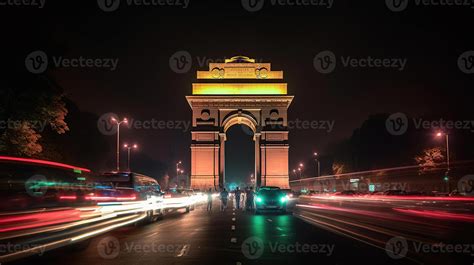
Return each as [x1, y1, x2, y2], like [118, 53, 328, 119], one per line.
[176, 244, 190, 257]
[232, 218, 236, 221]
[230, 237, 237, 243]
[233, 212, 235, 215]
[231, 225, 235, 230]
[145, 232, 159, 238]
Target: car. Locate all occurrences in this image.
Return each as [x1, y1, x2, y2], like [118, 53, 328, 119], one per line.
[96, 172, 164, 223]
[162, 188, 195, 213]
[0, 156, 96, 211]
[281, 189, 296, 198]
[254, 186, 288, 214]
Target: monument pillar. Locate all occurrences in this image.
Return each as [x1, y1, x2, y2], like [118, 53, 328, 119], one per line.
[218, 133, 226, 188]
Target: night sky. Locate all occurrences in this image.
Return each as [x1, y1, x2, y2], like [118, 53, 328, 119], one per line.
[2, 0, 473, 178]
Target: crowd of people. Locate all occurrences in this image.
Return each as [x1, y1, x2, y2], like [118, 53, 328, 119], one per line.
[206, 186, 255, 212]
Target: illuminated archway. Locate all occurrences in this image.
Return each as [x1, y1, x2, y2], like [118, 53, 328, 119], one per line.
[186, 56, 293, 190]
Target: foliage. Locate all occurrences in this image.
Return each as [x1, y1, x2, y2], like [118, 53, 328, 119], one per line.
[0, 79, 69, 157]
[414, 147, 444, 173]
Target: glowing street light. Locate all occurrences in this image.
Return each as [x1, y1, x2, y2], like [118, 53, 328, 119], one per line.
[111, 117, 128, 171]
[123, 143, 138, 172]
[176, 161, 182, 187]
[436, 132, 451, 192]
[435, 132, 450, 171]
[313, 152, 321, 177]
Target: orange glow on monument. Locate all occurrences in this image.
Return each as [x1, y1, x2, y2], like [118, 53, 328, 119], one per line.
[187, 56, 293, 189]
[192, 83, 287, 95]
[193, 56, 287, 95]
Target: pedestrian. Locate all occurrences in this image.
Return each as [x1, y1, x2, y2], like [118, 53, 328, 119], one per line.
[234, 187, 242, 209]
[246, 186, 255, 211]
[207, 188, 213, 212]
[220, 188, 229, 211]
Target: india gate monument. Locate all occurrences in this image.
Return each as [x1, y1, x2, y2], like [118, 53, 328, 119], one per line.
[186, 56, 293, 190]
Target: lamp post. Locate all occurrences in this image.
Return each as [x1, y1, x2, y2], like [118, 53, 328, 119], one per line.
[111, 117, 128, 171]
[298, 163, 304, 179]
[123, 143, 138, 172]
[313, 152, 321, 177]
[436, 132, 450, 192]
[176, 161, 182, 188]
[179, 169, 185, 187]
[436, 132, 450, 171]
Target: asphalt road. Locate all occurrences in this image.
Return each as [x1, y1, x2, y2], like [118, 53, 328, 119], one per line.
[10, 198, 414, 265]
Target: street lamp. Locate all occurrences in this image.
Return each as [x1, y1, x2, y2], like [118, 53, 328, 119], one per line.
[123, 143, 138, 172]
[180, 169, 185, 187]
[436, 132, 450, 171]
[436, 132, 451, 192]
[176, 161, 182, 188]
[111, 117, 128, 171]
[297, 167, 302, 179]
[313, 152, 321, 177]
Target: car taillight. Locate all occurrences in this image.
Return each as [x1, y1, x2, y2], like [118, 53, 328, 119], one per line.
[59, 195, 77, 200]
[57, 191, 78, 201]
[84, 191, 138, 201]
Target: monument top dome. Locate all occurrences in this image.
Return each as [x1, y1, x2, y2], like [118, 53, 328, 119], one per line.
[224, 56, 255, 63]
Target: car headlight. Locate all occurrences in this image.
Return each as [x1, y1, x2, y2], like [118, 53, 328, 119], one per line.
[256, 196, 263, 203]
[280, 196, 288, 203]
